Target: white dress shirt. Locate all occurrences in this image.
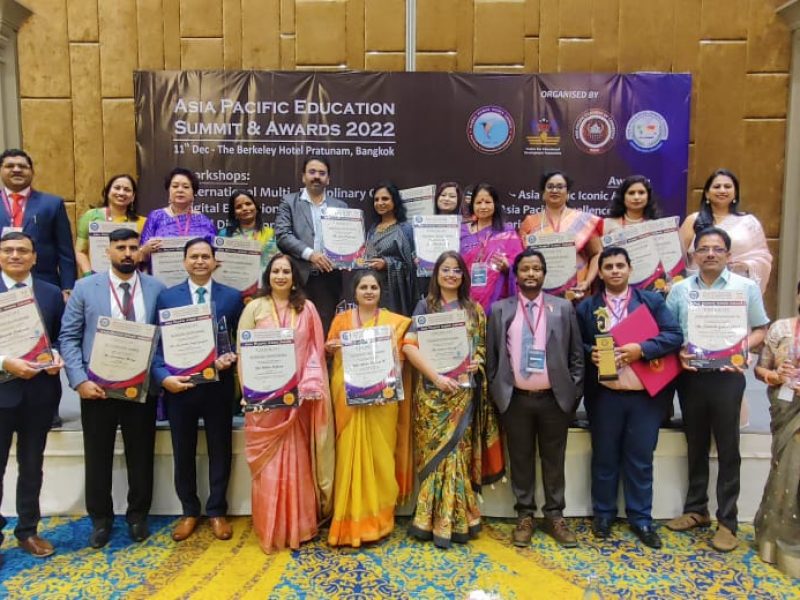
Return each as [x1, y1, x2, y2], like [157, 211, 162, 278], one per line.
[108, 270, 146, 323]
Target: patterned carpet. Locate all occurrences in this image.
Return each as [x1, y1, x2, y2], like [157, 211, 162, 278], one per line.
[0, 516, 797, 599]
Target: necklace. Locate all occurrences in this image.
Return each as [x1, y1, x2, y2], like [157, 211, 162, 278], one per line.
[623, 213, 644, 224]
[376, 220, 396, 232]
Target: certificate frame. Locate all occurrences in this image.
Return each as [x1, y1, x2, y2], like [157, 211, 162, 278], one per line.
[212, 236, 262, 296]
[414, 309, 473, 388]
[601, 222, 665, 290]
[88, 221, 138, 273]
[400, 184, 436, 217]
[686, 289, 749, 369]
[524, 232, 577, 295]
[341, 325, 404, 406]
[412, 214, 461, 276]
[239, 328, 299, 411]
[0, 286, 55, 383]
[159, 303, 219, 384]
[320, 207, 366, 269]
[151, 236, 193, 287]
[648, 216, 687, 286]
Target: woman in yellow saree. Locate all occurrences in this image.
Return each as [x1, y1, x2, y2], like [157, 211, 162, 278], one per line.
[325, 270, 412, 547]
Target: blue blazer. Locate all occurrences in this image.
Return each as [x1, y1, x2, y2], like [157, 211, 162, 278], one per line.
[58, 272, 166, 389]
[576, 288, 683, 400]
[151, 280, 243, 388]
[0, 276, 65, 408]
[0, 190, 77, 290]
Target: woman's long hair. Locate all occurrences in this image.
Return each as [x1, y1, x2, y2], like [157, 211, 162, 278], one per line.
[467, 182, 505, 232]
[426, 250, 478, 322]
[434, 181, 463, 215]
[223, 189, 264, 235]
[101, 174, 139, 222]
[370, 181, 407, 223]
[608, 175, 661, 220]
[256, 253, 306, 312]
[694, 168, 744, 234]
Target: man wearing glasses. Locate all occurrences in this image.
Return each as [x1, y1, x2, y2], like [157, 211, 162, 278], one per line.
[665, 226, 769, 552]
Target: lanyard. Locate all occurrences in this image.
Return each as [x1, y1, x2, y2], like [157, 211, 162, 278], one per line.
[355, 307, 381, 328]
[541, 207, 567, 233]
[269, 297, 295, 329]
[109, 277, 138, 319]
[603, 288, 632, 323]
[170, 207, 192, 236]
[518, 294, 545, 339]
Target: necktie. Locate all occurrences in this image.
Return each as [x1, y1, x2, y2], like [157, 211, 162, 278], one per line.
[196, 287, 207, 304]
[14, 282, 26, 288]
[11, 193, 24, 227]
[612, 297, 624, 327]
[119, 282, 136, 322]
[520, 301, 536, 374]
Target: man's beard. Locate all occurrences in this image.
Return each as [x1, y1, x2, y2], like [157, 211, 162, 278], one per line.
[112, 260, 136, 274]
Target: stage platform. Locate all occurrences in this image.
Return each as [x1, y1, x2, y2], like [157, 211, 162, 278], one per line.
[2, 371, 774, 520]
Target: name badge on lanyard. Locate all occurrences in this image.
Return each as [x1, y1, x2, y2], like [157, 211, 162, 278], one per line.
[525, 348, 546, 373]
[471, 262, 488, 287]
[1, 226, 22, 237]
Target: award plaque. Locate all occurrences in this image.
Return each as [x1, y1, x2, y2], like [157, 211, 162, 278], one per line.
[596, 334, 618, 381]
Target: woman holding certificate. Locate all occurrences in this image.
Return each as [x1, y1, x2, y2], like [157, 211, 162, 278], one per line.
[218, 189, 278, 271]
[602, 175, 661, 235]
[238, 253, 334, 553]
[402, 251, 504, 548]
[364, 182, 416, 316]
[519, 171, 602, 299]
[460, 183, 523, 315]
[325, 270, 412, 547]
[74, 175, 146, 276]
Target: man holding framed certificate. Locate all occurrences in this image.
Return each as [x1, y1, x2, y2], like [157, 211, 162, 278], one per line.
[59, 228, 166, 549]
[151, 238, 243, 543]
[665, 227, 769, 552]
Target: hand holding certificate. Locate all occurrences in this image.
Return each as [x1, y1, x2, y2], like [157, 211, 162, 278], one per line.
[0, 286, 54, 383]
[686, 289, 748, 370]
[320, 207, 366, 269]
[151, 236, 193, 287]
[88, 317, 157, 402]
[239, 328, 299, 411]
[412, 215, 460, 276]
[415, 309, 473, 388]
[159, 304, 219, 384]
[341, 325, 403, 406]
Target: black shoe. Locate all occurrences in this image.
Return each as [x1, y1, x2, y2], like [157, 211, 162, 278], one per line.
[128, 521, 149, 542]
[592, 517, 612, 539]
[51, 415, 62, 429]
[89, 526, 111, 549]
[630, 524, 662, 549]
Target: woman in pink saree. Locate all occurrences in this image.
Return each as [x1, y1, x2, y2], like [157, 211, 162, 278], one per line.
[238, 253, 334, 553]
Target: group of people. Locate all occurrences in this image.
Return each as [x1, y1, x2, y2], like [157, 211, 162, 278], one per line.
[0, 148, 797, 579]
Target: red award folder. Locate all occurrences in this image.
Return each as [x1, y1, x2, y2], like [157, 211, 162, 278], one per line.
[610, 304, 680, 397]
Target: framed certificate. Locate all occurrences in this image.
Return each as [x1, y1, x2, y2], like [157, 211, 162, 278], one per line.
[0, 286, 54, 383]
[320, 207, 366, 269]
[602, 222, 664, 290]
[687, 289, 749, 369]
[341, 325, 403, 406]
[400, 184, 436, 217]
[87, 317, 157, 402]
[151, 236, 192, 287]
[88, 221, 138, 273]
[415, 309, 473, 388]
[412, 215, 461, 276]
[648, 217, 686, 285]
[239, 328, 299, 410]
[524, 232, 577, 295]
[212, 236, 262, 296]
[158, 303, 219, 384]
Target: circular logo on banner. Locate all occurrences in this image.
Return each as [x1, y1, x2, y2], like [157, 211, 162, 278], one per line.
[625, 110, 669, 153]
[466, 106, 516, 154]
[573, 109, 617, 155]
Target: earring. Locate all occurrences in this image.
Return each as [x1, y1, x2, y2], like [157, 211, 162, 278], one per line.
[291, 285, 296, 290]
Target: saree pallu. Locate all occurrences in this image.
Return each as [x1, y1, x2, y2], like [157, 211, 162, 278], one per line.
[365, 222, 416, 316]
[327, 309, 412, 547]
[460, 223, 523, 316]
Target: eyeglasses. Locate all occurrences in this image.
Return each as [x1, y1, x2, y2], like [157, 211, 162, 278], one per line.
[440, 267, 463, 276]
[694, 246, 727, 255]
[545, 184, 567, 191]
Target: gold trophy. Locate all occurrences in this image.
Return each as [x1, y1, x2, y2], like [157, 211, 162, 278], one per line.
[594, 306, 618, 381]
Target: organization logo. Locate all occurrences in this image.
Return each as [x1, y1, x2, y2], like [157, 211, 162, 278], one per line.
[573, 109, 617, 155]
[625, 110, 669, 153]
[99, 317, 110, 328]
[89, 222, 100, 232]
[415, 315, 427, 327]
[160, 310, 171, 320]
[241, 330, 251, 341]
[466, 105, 516, 154]
[341, 331, 351, 344]
[524, 117, 562, 157]
[413, 215, 424, 225]
[688, 291, 699, 301]
[215, 236, 225, 247]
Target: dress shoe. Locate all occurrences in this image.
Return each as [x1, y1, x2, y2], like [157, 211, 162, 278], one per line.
[128, 521, 150, 543]
[592, 518, 612, 540]
[511, 515, 535, 547]
[51, 415, 63, 429]
[665, 512, 711, 531]
[711, 525, 738, 552]
[89, 527, 111, 549]
[18, 535, 55, 557]
[541, 517, 577, 548]
[630, 524, 662, 549]
[209, 516, 233, 541]
[172, 516, 199, 542]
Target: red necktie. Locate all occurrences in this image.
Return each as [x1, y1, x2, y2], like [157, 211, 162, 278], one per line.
[11, 193, 25, 227]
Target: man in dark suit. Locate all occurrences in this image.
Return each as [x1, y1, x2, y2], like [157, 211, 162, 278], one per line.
[576, 246, 683, 549]
[486, 247, 584, 548]
[0, 232, 65, 560]
[152, 238, 243, 542]
[274, 156, 347, 333]
[0, 149, 77, 300]
[59, 228, 166, 549]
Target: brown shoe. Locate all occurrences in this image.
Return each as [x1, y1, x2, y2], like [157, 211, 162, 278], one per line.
[209, 516, 232, 541]
[18, 535, 55, 557]
[665, 512, 711, 532]
[172, 516, 199, 542]
[711, 525, 738, 552]
[541, 517, 577, 548]
[511, 515, 535, 547]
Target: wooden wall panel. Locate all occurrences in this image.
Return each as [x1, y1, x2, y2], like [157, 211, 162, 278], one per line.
[98, 0, 138, 97]
[17, 0, 71, 97]
[67, 0, 99, 42]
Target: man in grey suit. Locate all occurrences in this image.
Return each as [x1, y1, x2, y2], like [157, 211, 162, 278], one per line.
[274, 156, 347, 333]
[486, 247, 584, 548]
[59, 228, 166, 549]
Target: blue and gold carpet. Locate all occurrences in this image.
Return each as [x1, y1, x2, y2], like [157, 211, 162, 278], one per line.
[0, 517, 797, 598]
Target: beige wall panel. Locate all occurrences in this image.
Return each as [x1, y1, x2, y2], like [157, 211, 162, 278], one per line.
[558, 0, 591, 38]
[296, 0, 347, 66]
[417, 0, 458, 52]
[687, 188, 703, 216]
[474, 0, 525, 65]
[101, 99, 136, 181]
[415, 52, 458, 71]
[223, 0, 242, 68]
[21, 99, 75, 201]
[590, 0, 619, 72]
[746, 0, 790, 73]
[69, 44, 104, 213]
[740, 119, 785, 239]
[700, 0, 747, 40]
[694, 41, 747, 183]
[618, 0, 672, 72]
[366, 0, 404, 52]
[163, 0, 181, 69]
[241, 0, 280, 68]
[524, 0, 539, 36]
[64, 201, 77, 235]
[457, 0, 475, 71]
[280, 35, 297, 69]
[538, 0, 558, 71]
[137, 0, 165, 69]
[473, 64, 525, 73]
[347, 0, 366, 68]
[98, 0, 138, 97]
[180, 0, 223, 38]
[67, 0, 99, 42]
[523, 37, 538, 72]
[673, 0, 701, 73]
[558, 38, 593, 72]
[281, 0, 295, 35]
[744, 74, 789, 119]
[18, 0, 71, 97]
[180, 38, 224, 69]
[364, 52, 405, 71]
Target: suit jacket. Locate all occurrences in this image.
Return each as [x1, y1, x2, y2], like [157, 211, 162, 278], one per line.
[59, 272, 166, 389]
[486, 292, 584, 414]
[576, 288, 683, 400]
[0, 276, 64, 408]
[151, 280, 244, 388]
[274, 190, 348, 282]
[0, 190, 77, 290]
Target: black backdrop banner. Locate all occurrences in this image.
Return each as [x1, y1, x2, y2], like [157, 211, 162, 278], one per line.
[134, 71, 691, 230]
